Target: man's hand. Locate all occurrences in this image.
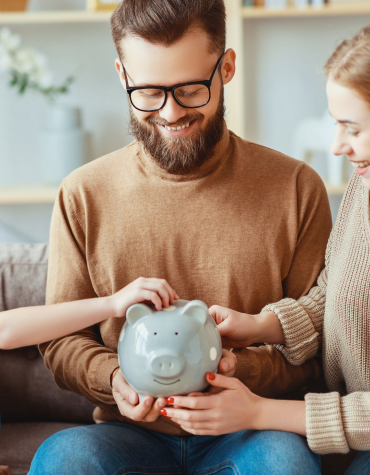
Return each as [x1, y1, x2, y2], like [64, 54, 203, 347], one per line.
[0, 466, 14, 475]
[209, 306, 285, 347]
[110, 277, 179, 318]
[112, 369, 166, 422]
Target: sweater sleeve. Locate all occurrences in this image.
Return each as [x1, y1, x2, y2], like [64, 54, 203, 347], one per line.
[39, 184, 120, 406]
[261, 266, 328, 366]
[305, 391, 370, 454]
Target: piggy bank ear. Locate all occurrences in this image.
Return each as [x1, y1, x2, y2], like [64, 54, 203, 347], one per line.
[126, 304, 153, 326]
[181, 300, 208, 326]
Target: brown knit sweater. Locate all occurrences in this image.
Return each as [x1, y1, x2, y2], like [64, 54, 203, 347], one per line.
[263, 172, 370, 454]
[40, 125, 332, 436]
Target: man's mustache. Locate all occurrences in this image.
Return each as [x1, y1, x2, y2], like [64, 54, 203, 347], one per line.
[147, 114, 204, 129]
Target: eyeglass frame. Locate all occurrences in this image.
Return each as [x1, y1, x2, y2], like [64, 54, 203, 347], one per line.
[121, 52, 224, 113]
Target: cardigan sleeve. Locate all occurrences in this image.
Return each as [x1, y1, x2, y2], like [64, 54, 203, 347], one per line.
[261, 266, 328, 366]
[305, 391, 370, 454]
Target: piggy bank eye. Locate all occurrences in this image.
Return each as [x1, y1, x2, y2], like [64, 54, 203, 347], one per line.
[175, 332, 178, 335]
[154, 332, 157, 335]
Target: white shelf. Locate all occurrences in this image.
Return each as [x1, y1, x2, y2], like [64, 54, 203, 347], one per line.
[0, 185, 59, 204]
[324, 182, 348, 195]
[242, 1, 370, 18]
[0, 10, 112, 24]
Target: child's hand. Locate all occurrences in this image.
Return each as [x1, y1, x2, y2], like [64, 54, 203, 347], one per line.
[0, 466, 14, 475]
[209, 305, 259, 348]
[110, 277, 179, 318]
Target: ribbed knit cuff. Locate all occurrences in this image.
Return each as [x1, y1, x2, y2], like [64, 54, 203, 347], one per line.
[95, 355, 120, 394]
[262, 298, 319, 365]
[305, 392, 349, 454]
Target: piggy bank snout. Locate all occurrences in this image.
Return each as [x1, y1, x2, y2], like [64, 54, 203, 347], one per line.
[148, 351, 185, 379]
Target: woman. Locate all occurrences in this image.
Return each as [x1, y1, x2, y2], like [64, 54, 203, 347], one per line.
[163, 26, 370, 474]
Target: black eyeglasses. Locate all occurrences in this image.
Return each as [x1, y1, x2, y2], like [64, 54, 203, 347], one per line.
[122, 53, 224, 113]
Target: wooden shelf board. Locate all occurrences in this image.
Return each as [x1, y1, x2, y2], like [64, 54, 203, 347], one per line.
[0, 185, 59, 204]
[0, 10, 112, 24]
[242, 2, 370, 18]
[324, 182, 348, 195]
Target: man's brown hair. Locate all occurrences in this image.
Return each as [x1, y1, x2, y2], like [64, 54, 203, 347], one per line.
[111, 0, 226, 61]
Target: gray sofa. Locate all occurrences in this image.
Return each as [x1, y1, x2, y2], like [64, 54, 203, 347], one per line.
[0, 243, 94, 475]
[0, 242, 359, 474]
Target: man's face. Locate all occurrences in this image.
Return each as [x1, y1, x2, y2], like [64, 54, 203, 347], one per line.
[116, 29, 235, 174]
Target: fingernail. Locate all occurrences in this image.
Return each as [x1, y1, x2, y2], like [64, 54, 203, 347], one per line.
[129, 394, 135, 404]
[158, 401, 165, 408]
[223, 362, 228, 372]
[176, 423, 181, 427]
[145, 399, 152, 406]
[160, 409, 167, 415]
[207, 372, 216, 380]
[167, 397, 174, 403]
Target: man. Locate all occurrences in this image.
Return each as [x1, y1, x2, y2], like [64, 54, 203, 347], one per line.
[30, 0, 331, 473]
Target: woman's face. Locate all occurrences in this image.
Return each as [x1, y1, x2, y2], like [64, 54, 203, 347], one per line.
[327, 78, 370, 190]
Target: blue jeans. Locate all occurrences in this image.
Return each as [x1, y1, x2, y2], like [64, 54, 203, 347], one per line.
[29, 421, 320, 475]
[345, 451, 370, 475]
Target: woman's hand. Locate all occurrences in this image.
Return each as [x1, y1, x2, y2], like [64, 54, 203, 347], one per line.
[110, 277, 179, 318]
[112, 369, 166, 422]
[209, 305, 260, 347]
[163, 372, 262, 435]
[209, 306, 285, 347]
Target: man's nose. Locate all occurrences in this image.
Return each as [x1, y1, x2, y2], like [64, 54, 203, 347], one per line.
[331, 128, 352, 156]
[159, 93, 188, 124]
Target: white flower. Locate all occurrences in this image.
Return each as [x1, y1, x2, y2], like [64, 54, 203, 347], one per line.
[0, 27, 21, 52]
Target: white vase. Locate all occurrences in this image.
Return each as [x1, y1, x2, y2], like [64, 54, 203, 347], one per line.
[40, 105, 86, 184]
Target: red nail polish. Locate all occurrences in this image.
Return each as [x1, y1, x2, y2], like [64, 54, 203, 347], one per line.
[160, 409, 167, 416]
[176, 423, 181, 427]
[207, 372, 216, 380]
[167, 397, 174, 403]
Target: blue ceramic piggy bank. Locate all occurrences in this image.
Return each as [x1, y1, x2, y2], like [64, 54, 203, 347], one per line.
[118, 299, 222, 398]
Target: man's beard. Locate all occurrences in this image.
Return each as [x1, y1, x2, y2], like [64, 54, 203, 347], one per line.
[128, 88, 225, 175]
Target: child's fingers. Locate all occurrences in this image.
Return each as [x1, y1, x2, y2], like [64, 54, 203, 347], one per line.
[141, 290, 163, 311]
[142, 279, 177, 307]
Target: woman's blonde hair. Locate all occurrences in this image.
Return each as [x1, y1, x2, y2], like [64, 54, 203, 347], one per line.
[325, 26, 370, 103]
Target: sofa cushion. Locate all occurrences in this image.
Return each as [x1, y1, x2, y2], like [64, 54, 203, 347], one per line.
[0, 346, 94, 423]
[0, 243, 48, 311]
[0, 242, 94, 423]
[0, 421, 91, 475]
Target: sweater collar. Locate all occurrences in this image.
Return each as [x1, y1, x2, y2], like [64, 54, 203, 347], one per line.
[135, 122, 230, 182]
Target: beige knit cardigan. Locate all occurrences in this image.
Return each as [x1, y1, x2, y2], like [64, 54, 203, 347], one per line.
[263, 172, 370, 454]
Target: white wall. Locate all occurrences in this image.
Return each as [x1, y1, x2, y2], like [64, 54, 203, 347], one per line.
[0, 0, 132, 242]
[241, 14, 370, 220]
[1, 5, 369, 242]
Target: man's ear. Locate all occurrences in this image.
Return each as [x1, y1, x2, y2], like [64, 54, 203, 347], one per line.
[115, 58, 127, 89]
[221, 48, 236, 86]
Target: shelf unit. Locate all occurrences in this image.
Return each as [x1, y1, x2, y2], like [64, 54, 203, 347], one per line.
[241, 1, 370, 18]
[0, 182, 345, 203]
[0, 1, 362, 202]
[0, 10, 112, 24]
[0, 185, 59, 204]
[0, 1, 370, 24]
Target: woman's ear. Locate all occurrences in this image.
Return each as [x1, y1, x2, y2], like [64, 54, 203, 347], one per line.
[115, 58, 127, 89]
[221, 48, 236, 86]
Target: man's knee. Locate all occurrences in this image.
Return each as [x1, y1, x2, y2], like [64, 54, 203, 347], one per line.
[249, 431, 320, 475]
[29, 426, 103, 474]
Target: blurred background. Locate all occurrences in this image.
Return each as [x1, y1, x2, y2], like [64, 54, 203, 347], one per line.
[0, 0, 368, 242]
